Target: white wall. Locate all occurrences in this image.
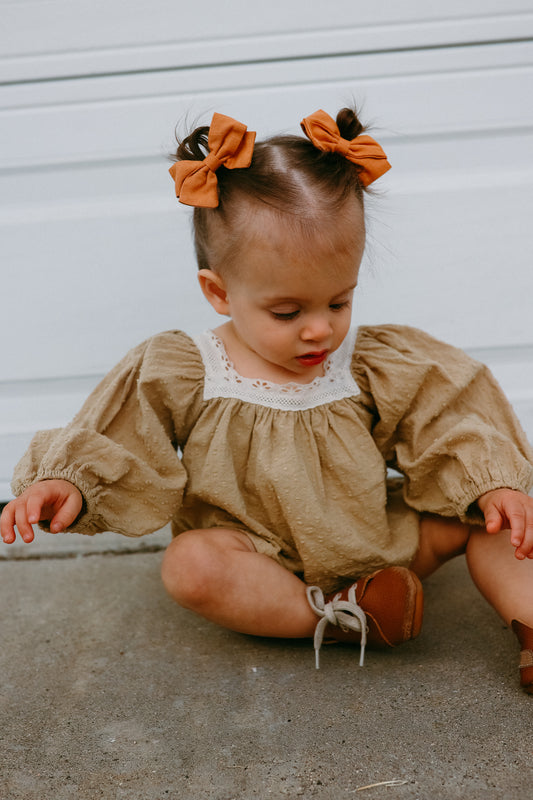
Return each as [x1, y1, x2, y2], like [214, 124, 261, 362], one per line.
[1, 1, 533, 499]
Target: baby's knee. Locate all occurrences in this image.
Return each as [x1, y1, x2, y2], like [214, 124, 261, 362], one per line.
[160, 530, 221, 610]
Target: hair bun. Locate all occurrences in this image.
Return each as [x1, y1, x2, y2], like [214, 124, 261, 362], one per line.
[175, 125, 210, 162]
[335, 107, 365, 141]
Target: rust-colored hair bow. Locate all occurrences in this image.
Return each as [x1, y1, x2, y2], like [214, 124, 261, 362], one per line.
[300, 109, 390, 186]
[169, 112, 256, 208]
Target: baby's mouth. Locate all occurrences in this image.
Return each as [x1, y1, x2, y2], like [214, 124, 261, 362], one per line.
[296, 350, 328, 366]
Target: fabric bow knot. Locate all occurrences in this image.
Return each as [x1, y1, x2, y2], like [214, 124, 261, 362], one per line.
[300, 109, 391, 186]
[169, 112, 256, 208]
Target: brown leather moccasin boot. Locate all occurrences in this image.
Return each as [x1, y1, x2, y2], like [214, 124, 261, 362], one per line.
[307, 566, 424, 669]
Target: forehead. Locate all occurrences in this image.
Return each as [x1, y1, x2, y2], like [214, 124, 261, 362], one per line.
[235, 202, 364, 288]
[235, 238, 361, 304]
[257, 267, 358, 304]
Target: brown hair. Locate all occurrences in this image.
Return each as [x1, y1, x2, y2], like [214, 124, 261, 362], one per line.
[172, 107, 370, 274]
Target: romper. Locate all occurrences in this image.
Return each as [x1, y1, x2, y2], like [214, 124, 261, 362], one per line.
[12, 324, 533, 593]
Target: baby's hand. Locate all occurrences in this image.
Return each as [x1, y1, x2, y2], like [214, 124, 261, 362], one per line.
[0, 480, 83, 544]
[477, 488, 533, 560]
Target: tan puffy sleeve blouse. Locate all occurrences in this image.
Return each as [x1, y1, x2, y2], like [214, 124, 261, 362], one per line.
[12, 332, 205, 537]
[352, 325, 533, 519]
[12, 325, 533, 591]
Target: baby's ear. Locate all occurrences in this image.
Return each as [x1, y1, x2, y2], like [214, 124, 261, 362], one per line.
[197, 269, 230, 315]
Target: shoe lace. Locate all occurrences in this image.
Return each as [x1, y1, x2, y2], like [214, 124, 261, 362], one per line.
[306, 584, 368, 669]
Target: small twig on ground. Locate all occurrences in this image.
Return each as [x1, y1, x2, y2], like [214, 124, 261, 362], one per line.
[354, 779, 409, 792]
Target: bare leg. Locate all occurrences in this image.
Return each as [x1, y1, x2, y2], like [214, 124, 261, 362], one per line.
[162, 519, 533, 642]
[161, 528, 317, 638]
[466, 530, 533, 627]
[410, 514, 471, 580]
[411, 514, 533, 627]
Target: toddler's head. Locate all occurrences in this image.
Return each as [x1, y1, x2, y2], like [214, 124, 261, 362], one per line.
[170, 107, 389, 279]
[169, 108, 390, 382]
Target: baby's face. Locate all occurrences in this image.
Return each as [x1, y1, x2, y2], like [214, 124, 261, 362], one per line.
[220, 205, 364, 384]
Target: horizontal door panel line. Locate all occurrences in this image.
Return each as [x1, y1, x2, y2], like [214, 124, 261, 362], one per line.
[3, 344, 533, 393]
[2, 32, 533, 89]
[2, 123, 533, 173]
[2, 42, 533, 110]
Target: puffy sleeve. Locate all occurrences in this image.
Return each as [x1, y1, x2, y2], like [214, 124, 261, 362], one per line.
[11, 331, 205, 536]
[352, 325, 533, 522]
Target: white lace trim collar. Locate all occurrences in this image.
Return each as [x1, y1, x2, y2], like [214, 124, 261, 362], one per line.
[193, 327, 360, 411]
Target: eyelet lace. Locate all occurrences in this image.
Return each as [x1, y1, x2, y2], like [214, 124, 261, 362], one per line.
[306, 584, 368, 669]
[193, 328, 360, 411]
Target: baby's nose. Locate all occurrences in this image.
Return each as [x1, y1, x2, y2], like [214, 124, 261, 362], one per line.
[300, 315, 332, 342]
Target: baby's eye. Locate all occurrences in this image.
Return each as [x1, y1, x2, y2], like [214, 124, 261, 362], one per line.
[330, 301, 350, 311]
[271, 310, 300, 320]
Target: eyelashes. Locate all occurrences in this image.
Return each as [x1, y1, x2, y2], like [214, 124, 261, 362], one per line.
[271, 301, 350, 321]
[271, 310, 300, 320]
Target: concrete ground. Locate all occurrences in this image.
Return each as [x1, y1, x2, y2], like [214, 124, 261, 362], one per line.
[1, 527, 532, 800]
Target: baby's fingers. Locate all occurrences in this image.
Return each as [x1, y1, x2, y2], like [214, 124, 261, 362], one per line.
[49, 490, 83, 533]
[0, 502, 18, 544]
[26, 491, 47, 526]
[0, 496, 37, 544]
[14, 502, 37, 543]
[512, 507, 533, 560]
[482, 505, 504, 535]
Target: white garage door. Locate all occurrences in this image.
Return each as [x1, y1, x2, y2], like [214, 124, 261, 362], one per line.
[1, 1, 533, 499]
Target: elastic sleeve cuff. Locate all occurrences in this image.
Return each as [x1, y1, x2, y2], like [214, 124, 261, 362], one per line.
[453, 463, 533, 524]
[11, 468, 103, 536]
